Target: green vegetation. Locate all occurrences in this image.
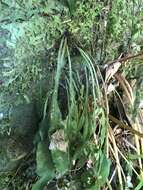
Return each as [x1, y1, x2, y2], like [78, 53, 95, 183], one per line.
[0, 0, 143, 189]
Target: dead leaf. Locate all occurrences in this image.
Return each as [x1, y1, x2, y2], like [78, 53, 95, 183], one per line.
[107, 82, 119, 94]
[139, 100, 143, 109]
[49, 129, 68, 152]
[115, 73, 134, 105]
[105, 62, 121, 82]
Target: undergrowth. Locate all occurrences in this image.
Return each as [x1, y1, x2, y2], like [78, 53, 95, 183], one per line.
[32, 37, 110, 190]
[32, 36, 143, 190]
[0, 0, 143, 190]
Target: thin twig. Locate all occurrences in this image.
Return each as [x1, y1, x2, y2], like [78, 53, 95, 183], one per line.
[108, 52, 143, 65]
[109, 114, 143, 138]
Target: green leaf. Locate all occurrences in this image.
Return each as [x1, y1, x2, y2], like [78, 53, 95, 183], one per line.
[134, 181, 143, 190]
[59, 0, 79, 15]
[51, 150, 69, 175]
[94, 153, 110, 190]
[128, 153, 143, 160]
[32, 142, 55, 190]
[99, 111, 108, 147]
[49, 38, 67, 132]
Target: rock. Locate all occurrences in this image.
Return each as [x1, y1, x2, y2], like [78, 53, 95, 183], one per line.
[0, 134, 27, 172]
[0, 67, 54, 173]
[10, 103, 39, 139]
[0, 102, 39, 172]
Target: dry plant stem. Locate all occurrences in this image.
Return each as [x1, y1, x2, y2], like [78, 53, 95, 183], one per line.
[109, 115, 143, 138]
[139, 110, 143, 175]
[135, 118, 143, 179]
[115, 73, 134, 105]
[106, 180, 113, 190]
[114, 72, 143, 174]
[109, 114, 143, 178]
[139, 110, 143, 126]
[131, 119, 143, 175]
[109, 164, 117, 184]
[117, 148, 140, 178]
[131, 124, 142, 174]
[109, 126, 123, 190]
[123, 138, 137, 152]
[109, 143, 126, 183]
[103, 80, 110, 159]
[107, 52, 143, 65]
